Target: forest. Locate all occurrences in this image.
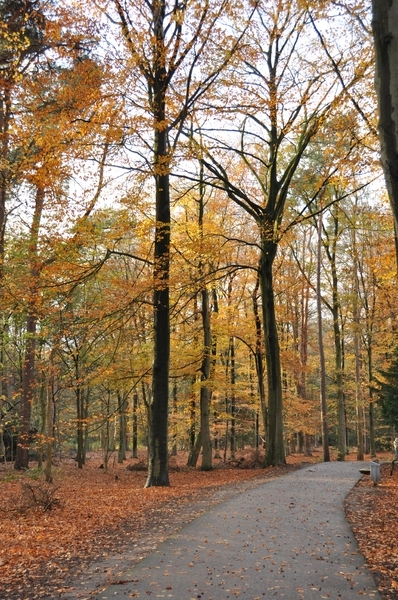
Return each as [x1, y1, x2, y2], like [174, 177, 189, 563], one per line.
[1, 0, 398, 487]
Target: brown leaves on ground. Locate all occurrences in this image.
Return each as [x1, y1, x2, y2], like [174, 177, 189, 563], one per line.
[2, 450, 395, 600]
[0, 450, 303, 600]
[345, 461, 398, 600]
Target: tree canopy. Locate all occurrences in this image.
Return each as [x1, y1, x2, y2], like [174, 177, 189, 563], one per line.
[0, 0, 397, 485]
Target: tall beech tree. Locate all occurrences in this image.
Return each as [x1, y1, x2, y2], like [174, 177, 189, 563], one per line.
[372, 0, 398, 255]
[198, 1, 368, 466]
[100, 0, 252, 486]
[321, 201, 347, 460]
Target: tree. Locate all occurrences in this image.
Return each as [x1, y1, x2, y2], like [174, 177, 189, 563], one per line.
[316, 210, 330, 462]
[97, 0, 252, 486]
[0, 0, 46, 285]
[378, 345, 398, 429]
[197, 1, 370, 465]
[0, 0, 47, 469]
[372, 0, 398, 255]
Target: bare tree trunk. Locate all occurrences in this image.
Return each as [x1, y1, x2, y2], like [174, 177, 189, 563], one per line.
[0, 86, 10, 289]
[372, 0, 398, 248]
[352, 231, 364, 461]
[118, 391, 128, 463]
[188, 379, 196, 454]
[14, 313, 37, 470]
[200, 287, 212, 470]
[229, 336, 236, 460]
[44, 355, 55, 483]
[187, 431, 201, 468]
[132, 391, 138, 459]
[317, 212, 330, 462]
[15, 187, 44, 470]
[294, 229, 313, 458]
[76, 383, 85, 469]
[212, 288, 220, 459]
[197, 162, 212, 471]
[0, 317, 10, 462]
[252, 272, 267, 439]
[146, 161, 170, 485]
[324, 207, 346, 461]
[368, 345, 376, 458]
[171, 380, 178, 457]
[260, 241, 285, 467]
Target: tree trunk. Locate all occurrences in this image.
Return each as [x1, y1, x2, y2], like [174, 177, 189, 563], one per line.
[372, 0, 398, 243]
[211, 288, 220, 458]
[200, 287, 212, 470]
[145, 62, 171, 487]
[326, 209, 346, 461]
[132, 391, 138, 459]
[197, 162, 212, 470]
[252, 273, 267, 438]
[44, 362, 55, 484]
[295, 229, 313, 458]
[229, 336, 236, 460]
[171, 380, 177, 457]
[0, 85, 10, 288]
[15, 187, 44, 470]
[352, 233, 364, 461]
[0, 317, 10, 462]
[189, 381, 196, 454]
[76, 383, 84, 469]
[260, 241, 285, 467]
[317, 212, 330, 462]
[14, 313, 37, 470]
[118, 391, 127, 463]
[368, 345, 376, 458]
[187, 430, 201, 468]
[254, 409, 259, 449]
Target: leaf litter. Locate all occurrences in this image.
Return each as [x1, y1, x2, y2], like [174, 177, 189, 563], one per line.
[1, 450, 396, 600]
[345, 460, 398, 600]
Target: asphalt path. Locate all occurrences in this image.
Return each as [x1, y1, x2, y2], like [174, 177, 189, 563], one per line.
[95, 461, 381, 600]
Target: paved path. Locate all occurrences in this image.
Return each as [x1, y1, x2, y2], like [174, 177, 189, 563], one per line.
[96, 462, 381, 599]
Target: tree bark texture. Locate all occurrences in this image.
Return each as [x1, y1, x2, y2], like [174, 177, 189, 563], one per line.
[260, 240, 285, 467]
[14, 186, 44, 470]
[229, 336, 236, 460]
[75, 383, 85, 469]
[317, 213, 330, 463]
[145, 0, 170, 487]
[132, 392, 138, 459]
[252, 273, 267, 437]
[117, 391, 127, 463]
[325, 209, 346, 461]
[14, 313, 37, 470]
[352, 235, 364, 461]
[45, 357, 55, 483]
[0, 86, 10, 287]
[372, 0, 398, 237]
[368, 345, 376, 458]
[200, 287, 212, 470]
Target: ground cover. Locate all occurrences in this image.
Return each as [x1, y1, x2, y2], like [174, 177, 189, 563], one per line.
[345, 460, 398, 600]
[0, 449, 396, 599]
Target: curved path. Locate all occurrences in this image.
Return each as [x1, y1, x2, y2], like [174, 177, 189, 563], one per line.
[96, 461, 380, 599]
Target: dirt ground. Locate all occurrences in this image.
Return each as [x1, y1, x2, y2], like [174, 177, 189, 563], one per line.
[0, 448, 397, 600]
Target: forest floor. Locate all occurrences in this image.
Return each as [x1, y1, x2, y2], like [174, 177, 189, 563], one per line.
[0, 448, 396, 600]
